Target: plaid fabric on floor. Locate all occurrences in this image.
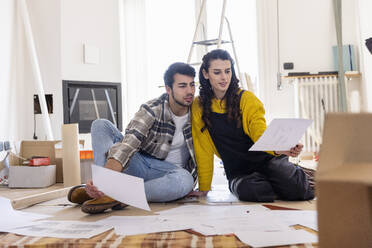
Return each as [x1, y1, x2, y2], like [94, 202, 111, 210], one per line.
[0, 228, 317, 248]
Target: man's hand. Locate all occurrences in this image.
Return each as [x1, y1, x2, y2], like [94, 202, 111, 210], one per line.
[187, 190, 209, 197]
[85, 180, 104, 199]
[85, 159, 123, 199]
[275, 143, 303, 157]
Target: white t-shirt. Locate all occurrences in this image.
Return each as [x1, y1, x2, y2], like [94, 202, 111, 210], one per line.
[164, 111, 190, 168]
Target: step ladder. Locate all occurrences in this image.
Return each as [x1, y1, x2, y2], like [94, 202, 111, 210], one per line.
[187, 0, 242, 82]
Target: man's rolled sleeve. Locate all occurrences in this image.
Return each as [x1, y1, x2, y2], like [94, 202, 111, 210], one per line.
[107, 105, 155, 167]
[107, 142, 137, 166]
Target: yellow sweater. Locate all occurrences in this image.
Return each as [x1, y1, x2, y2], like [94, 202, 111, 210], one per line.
[191, 90, 274, 191]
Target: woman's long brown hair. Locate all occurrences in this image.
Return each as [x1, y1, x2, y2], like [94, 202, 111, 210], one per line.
[198, 49, 242, 131]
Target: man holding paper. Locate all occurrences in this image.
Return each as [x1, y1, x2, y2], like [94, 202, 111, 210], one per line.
[190, 49, 314, 202]
[68, 62, 198, 214]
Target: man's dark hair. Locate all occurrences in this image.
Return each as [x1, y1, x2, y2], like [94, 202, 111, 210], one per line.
[164, 62, 195, 88]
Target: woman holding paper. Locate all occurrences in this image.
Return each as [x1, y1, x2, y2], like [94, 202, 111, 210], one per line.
[190, 49, 314, 202]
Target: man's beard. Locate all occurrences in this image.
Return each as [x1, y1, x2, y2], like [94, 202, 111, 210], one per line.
[172, 91, 192, 108]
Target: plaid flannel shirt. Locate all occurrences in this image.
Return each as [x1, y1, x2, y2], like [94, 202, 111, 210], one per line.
[108, 93, 197, 187]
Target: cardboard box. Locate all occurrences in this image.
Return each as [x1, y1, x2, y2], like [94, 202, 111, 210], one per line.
[316, 113, 372, 247]
[8, 140, 89, 186]
[9, 165, 56, 188]
[8, 141, 58, 188]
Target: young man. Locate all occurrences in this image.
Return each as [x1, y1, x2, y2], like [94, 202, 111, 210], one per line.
[68, 62, 197, 214]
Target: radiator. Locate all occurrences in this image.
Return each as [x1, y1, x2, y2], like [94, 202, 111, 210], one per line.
[293, 76, 340, 153]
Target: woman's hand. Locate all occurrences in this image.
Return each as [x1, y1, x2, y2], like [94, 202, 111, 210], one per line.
[275, 143, 303, 157]
[187, 190, 209, 197]
[85, 180, 105, 199]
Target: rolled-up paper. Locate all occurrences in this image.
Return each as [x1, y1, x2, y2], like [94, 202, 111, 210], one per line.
[62, 124, 81, 187]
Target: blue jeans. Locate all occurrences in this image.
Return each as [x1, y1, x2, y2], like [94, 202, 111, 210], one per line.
[91, 119, 194, 202]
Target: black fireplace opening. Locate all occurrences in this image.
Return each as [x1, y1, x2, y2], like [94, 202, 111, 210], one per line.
[63, 80, 122, 133]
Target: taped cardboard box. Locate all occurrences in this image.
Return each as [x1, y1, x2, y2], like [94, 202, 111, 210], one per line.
[316, 113, 372, 247]
[9, 165, 56, 188]
[8, 141, 58, 188]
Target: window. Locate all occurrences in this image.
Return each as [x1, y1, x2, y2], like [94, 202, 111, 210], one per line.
[207, 0, 258, 92]
[145, 0, 196, 98]
[120, 0, 258, 118]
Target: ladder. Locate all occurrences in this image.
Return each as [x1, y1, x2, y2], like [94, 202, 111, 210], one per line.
[187, 0, 242, 81]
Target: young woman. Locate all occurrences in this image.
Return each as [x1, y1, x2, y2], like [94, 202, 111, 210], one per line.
[191, 49, 314, 202]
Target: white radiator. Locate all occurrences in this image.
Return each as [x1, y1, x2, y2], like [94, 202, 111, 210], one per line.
[293, 76, 340, 153]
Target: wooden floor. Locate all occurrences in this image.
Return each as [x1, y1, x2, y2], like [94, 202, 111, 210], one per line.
[0, 182, 317, 248]
[0, 184, 66, 200]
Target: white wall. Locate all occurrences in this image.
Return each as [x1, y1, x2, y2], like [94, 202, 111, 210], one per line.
[58, 0, 121, 142]
[3, 0, 370, 140]
[0, 0, 36, 141]
[0, 0, 16, 140]
[61, 0, 121, 82]
[257, 0, 361, 121]
[358, 0, 372, 111]
[0, 0, 122, 141]
[61, 0, 121, 145]
[279, 0, 358, 73]
[27, 0, 61, 140]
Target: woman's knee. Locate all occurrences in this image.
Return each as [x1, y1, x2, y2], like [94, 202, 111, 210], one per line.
[294, 179, 315, 200]
[279, 174, 315, 201]
[280, 187, 314, 201]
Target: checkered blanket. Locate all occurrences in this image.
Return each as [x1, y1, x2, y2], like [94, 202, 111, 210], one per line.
[0, 228, 317, 247]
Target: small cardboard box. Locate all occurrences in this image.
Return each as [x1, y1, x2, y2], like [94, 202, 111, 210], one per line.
[9, 165, 56, 188]
[8, 141, 58, 188]
[317, 113, 372, 247]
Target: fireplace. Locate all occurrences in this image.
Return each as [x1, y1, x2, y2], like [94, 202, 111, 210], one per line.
[63, 80, 122, 133]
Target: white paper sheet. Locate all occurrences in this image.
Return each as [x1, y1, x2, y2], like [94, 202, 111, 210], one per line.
[235, 230, 318, 248]
[262, 210, 318, 231]
[191, 215, 291, 236]
[97, 216, 192, 236]
[94, 204, 271, 236]
[157, 204, 290, 236]
[157, 204, 268, 215]
[91, 164, 151, 211]
[8, 220, 112, 239]
[0, 196, 50, 232]
[249, 118, 312, 151]
[157, 206, 317, 236]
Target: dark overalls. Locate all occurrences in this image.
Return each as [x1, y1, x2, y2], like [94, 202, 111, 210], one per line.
[207, 93, 314, 202]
